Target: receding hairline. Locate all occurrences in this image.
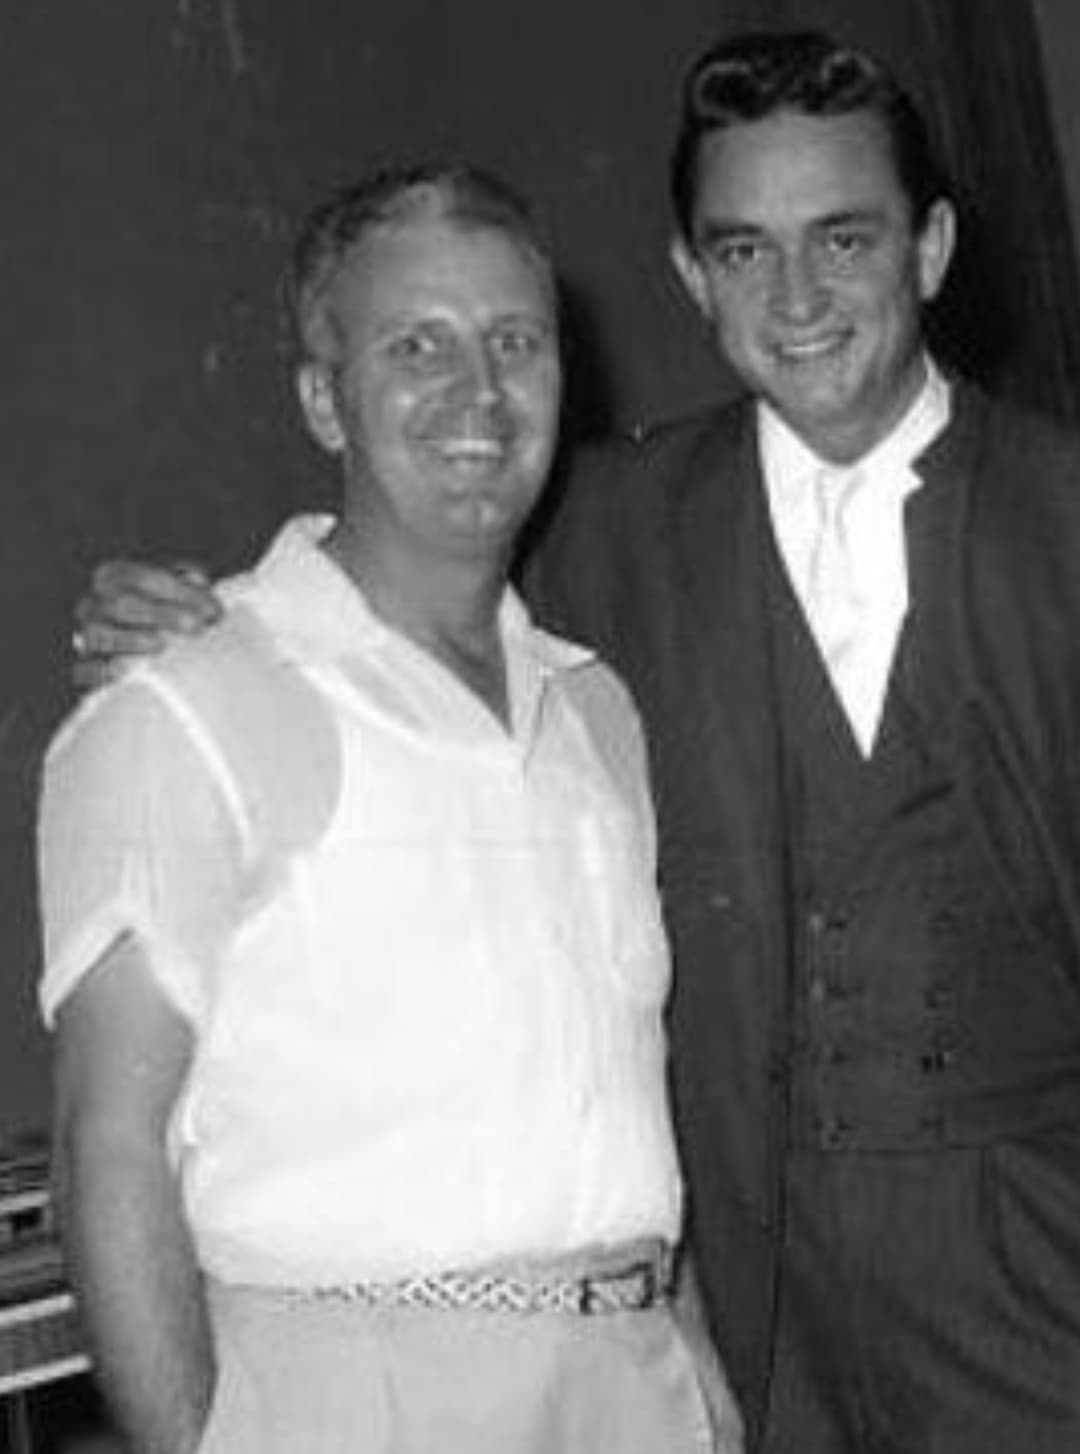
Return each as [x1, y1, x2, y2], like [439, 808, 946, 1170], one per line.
[292, 173, 558, 364]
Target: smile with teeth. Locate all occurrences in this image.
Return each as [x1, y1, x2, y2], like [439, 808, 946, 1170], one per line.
[776, 332, 849, 363]
[436, 437, 510, 472]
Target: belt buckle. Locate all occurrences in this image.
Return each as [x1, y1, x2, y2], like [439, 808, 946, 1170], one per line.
[578, 1258, 656, 1315]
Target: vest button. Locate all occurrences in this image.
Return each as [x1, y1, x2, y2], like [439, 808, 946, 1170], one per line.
[819, 1115, 853, 1149]
[808, 909, 848, 935]
[923, 983, 956, 1011]
[919, 1046, 956, 1074]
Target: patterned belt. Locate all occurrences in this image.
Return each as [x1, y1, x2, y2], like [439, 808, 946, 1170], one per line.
[295, 1245, 674, 1316]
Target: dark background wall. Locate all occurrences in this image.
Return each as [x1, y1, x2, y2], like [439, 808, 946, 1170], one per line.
[2, 0, 1079, 1140]
[1034, 0, 1080, 256]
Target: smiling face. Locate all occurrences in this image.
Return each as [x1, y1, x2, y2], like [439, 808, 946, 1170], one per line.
[298, 207, 561, 571]
[671, 108, 955, 463]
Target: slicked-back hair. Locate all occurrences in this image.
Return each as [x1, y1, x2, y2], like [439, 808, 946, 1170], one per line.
[670, 30, 951, 242]
[289, 161, 557, 363]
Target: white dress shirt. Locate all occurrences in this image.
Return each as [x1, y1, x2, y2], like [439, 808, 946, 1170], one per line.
[759, 359, 952, 755]
[39, 516, 682, 1286]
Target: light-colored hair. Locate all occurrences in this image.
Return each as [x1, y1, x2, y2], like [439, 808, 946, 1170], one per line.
[289, 161, 557, 362]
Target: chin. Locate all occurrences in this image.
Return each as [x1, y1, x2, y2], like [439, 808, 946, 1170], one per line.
[442, 505, 520, 550]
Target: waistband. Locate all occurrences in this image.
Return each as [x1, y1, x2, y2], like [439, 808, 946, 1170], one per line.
[275, 1242, 676, 1317]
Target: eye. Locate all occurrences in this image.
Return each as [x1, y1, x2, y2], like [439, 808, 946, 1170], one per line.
[489, 322, 549, 363]
[822, 225, 875, 265]
[385, 326, 454, 369]
[704, 237, 769, 275]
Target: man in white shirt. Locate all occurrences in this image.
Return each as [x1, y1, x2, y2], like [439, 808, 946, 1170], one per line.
[68, 28, 1080, 1454]
[41, 164, 741, 1454]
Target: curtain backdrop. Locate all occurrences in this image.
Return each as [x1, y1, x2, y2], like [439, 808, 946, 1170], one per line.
[913, 0, 1080, 421]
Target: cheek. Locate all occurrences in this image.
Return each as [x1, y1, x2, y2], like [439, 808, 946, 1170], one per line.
[341, 393, 423, 482]
[714, 313, 770, 379]
[511, 364, 562, 424]
[706, 286, 764, 345]
[844, 263, 918, 320]
[364, 376, 444, 446]
[501, 381, 561, 485]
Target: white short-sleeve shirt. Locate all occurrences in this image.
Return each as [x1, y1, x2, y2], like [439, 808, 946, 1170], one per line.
[39, 517, 682, 1286]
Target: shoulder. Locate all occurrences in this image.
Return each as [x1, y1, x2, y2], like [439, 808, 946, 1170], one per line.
[141, 599, 298, 714]
[994, 395, 1079, 458]
[523, 396, 750, 604]
[158, 603, 341, 857]
[522, 395, 756, 650]
[952, 380, 1080, 478]
[625, 395, 750, 450]
[951, 383, 1080, 534]
[935, 384, 1080, 642]
[55, 606, 309, 771]
[53, 598, 339, 861]
[563, 396, 750, 511]
[41, 617, 274, 821]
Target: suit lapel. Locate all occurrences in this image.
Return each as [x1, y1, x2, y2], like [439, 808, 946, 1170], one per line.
[667, 405, 791, 917]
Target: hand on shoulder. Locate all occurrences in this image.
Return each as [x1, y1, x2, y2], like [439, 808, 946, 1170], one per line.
[72, 560, 223, 690]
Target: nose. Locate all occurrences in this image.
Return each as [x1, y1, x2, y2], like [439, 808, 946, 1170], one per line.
[458, 338, 504, 407]
[771, 247, 827, 324]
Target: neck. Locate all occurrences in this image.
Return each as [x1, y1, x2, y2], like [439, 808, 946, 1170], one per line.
[322, 519, 511, 725]
[803, 354, 931, 467]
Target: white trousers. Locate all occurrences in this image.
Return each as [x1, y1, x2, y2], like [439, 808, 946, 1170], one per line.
[195, 1277, 739, 1453]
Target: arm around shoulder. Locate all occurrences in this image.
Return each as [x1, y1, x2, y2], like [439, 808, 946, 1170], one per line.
[73, 559, 224, 691]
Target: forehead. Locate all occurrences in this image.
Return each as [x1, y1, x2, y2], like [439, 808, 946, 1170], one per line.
[691, 109, 908, 229]
[332, 214, 556, 327]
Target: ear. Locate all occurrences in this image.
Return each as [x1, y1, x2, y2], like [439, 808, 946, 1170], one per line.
[296, 362, 346, 455]
[669, 234, 712, 318]
[915, 198, 957, 304]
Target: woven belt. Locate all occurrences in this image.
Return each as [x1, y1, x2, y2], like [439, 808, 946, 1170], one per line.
[296, 1246, 674, 1316]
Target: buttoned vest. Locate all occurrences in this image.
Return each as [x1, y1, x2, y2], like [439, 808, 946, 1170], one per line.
[766, 495, 1080, 1153]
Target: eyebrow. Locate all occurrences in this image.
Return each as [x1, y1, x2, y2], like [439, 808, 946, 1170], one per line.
[810, 207, 889, 230]
[695, 206, 887, 247]
[694, 219, 765, 247]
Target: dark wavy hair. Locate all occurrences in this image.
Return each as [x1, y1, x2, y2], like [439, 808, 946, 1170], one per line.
[670, 30, 951, 241]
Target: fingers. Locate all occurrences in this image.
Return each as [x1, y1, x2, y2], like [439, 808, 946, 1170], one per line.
[70, 619, 173, 693]
[72, 652, 142, 693]
[83, 559, 221, 634]
[73, 620, 171, 662]
[170, 560, 215, 588]
[70, 557, 222, 693]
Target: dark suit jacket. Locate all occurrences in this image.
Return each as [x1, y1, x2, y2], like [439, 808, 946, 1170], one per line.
[526, 380, 1080, 1439]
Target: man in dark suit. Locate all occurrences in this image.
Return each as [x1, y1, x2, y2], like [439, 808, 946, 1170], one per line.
[71, 29, 1080, 1454]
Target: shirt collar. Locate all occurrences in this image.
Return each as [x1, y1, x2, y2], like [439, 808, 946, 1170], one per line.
[236, 513, 595, 677]
[757, 354, 952, 510]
